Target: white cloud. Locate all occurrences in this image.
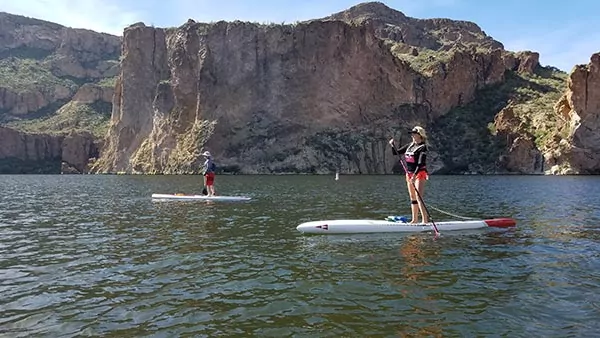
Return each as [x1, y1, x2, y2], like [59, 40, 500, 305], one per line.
[0, 0, 143, 35]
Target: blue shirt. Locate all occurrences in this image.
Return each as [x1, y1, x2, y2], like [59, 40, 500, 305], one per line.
[204, 157, 216, 174]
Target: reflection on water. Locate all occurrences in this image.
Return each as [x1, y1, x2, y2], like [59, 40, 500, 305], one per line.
[0, 174, 599, 336]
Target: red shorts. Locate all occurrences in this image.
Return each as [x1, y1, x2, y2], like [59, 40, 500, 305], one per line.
[406, 171, 429, 181]
[205, 172, 215, 185]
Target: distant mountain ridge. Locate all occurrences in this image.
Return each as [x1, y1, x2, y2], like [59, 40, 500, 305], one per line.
[1, 2, 599, 174]
[322, 1, 503, 51]
[0, 11, 119, 173]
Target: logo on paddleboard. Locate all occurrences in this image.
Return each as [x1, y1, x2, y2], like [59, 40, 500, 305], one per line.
[316, 224, 329, 230]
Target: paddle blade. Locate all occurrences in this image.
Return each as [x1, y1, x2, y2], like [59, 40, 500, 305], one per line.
[202, 187, 208, 195]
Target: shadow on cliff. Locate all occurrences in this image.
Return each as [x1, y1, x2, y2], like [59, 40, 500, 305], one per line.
[429, 68, 561, 174]
[0, 157, 62, 174]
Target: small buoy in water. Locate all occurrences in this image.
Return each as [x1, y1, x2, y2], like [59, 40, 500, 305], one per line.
[335, 172, 339, 180]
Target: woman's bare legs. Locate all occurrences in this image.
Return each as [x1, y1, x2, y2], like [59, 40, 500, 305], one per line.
[406, 177, 419, 224]
[414, 178, 429, 223]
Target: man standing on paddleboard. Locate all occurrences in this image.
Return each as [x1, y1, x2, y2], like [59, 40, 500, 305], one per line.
[202, 151, 217, 196]
[388, 126, 430, 224]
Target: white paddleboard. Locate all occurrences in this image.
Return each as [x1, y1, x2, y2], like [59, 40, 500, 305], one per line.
[296, 218, 516, 234]
[151, 193, 251, 201]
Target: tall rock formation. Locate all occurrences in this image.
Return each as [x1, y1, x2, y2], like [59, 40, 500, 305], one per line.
[489, 52, 600, 175]
[550, 53, 600, 174]
[0, 12, 119, 134]
[5, 3, 592, 175]
[0, 12, 120, 173]
[322, 1, 504, 51]
[0, 126, 98, 173]
[93, 2, 539, 174]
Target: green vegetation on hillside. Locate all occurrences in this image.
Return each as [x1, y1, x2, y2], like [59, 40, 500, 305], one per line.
[0, 55, 116, 138]
[0, 16, 119, 140]
[390, 44, 454, 74]
[126, 118, 217, 174]
[6, 101, 111, 138]
[97, 76, 117, 88]
[387, 42, 491, 75]
[505, 67, 569, 147]
[430, 67, 567, 173]
[0, 57, 77, 93]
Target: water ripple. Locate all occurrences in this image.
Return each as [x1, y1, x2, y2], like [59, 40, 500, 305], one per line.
[1, 175, 600, 336]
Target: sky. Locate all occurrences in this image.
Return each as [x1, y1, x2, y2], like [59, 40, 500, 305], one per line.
[0, 0, 598, 72]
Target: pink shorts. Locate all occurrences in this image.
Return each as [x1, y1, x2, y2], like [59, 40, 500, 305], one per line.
[406, 171, 429, 181]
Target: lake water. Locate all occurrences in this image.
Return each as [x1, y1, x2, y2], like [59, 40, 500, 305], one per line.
[1, 174, 599, 337]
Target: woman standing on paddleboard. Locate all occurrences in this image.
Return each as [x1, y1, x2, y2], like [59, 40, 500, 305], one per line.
[388, 126, 430, 224]
[202, 151, 217, 196]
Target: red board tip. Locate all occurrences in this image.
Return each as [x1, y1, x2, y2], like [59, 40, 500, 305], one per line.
[484, 218, 517, 228]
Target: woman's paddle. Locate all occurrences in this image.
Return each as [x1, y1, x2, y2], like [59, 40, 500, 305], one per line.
[396, 144, 440, 238]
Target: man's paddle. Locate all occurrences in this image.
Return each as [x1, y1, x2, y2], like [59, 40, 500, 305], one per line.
[202, 170, 208, 195]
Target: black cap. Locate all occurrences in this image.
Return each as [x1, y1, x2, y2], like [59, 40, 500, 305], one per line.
[408, 126, 425, 137]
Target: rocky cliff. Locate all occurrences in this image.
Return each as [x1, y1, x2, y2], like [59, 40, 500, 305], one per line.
[92, 2, 544, 174]
[0, 12, 119, 138]
[0, 126, 98, 173]
[0, 12, 120, 173]
[2, 2, 598, 175]
[322, 1, 503, 51]
[483, 53, 600, 175]
[548, 53, 600, 174]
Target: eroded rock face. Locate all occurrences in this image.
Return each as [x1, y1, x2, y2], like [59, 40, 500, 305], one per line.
[72, 84, 114, 104]
[0, 125, 62, 159]
[0, 126, 98, 173]
[506, 137, 544, 173]
[0, 12, 120, 117]
[552, 53, 600, 174]
[61, 131, 99, 173]
[0, 86, 69, 115]
[323, 2, 503, 51]
[493, 105, 543, 173]
[5, 3, 588, 175]
[492, 52, 600, 175]
[502, 51, 539, 75]
[0, 12, 121, 78]
[94, 13, 520, 174]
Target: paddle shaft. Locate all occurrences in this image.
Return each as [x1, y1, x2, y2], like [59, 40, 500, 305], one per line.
[396, 146, 440, 236]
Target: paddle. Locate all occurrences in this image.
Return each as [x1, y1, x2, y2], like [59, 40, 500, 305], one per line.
[393, 136, 440, 238]
[202, 171, 208, 195]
